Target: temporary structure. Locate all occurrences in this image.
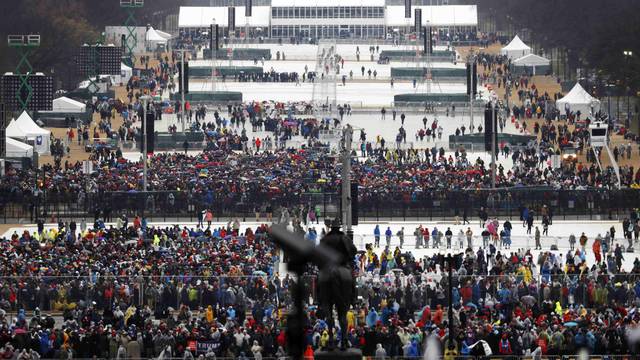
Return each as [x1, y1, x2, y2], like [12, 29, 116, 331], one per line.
[501, 35, 531, 59]
[120, 62, 133, 84]
[556, 83, 601, 116]
[146, 27, 168, 49]
[512, 53, 551, 75]
[6, 137, 33, 158]
[156, 29, 172, 40]
[52, 96, 86, 113]
[6, 111, 51, 154]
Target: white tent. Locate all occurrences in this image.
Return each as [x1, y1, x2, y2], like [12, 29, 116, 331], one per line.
[556, 83, 601, 116]
[6, 111, 51, 155]
[512, 53, 551, 75]
[120, 62, 133, 84]
[513, 53, 550, 67]
[146, 27, 168, 44]
[6, 137, 33, 158]
[501, 35, 531, 59]
[156, 29, 172, 40]
[52, 97, 86, 113]
[385, 5, 478, 27]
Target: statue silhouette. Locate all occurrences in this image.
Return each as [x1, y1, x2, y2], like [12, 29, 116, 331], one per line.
[317, 219, 357, 350]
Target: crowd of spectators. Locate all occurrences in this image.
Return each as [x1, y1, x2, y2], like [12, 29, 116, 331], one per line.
[1, 214, 640, 358]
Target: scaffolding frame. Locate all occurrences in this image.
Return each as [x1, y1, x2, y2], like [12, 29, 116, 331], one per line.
[312, 40, 338, 121]
[87, 32, 106, 96]
[7, 35, 41, 112]
[120, 0, 144, 67]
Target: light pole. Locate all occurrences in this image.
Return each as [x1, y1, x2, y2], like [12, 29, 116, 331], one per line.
[178, 49, 187, 133]
[141, 95, 151, 192]
[341, 125, 353, 239]
[489, 101, 497, 189]
[623, 50, 633, 128]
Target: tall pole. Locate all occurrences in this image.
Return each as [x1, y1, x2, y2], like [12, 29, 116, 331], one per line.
[211, 19, 217, 95]
[180, 50, 186, 133]
[491, 101, 497, 189]
[342, 125, 353, 237]
[446, 254, 455, 350]
[469, 55, 474, 130]
[142, 97, 148, 192]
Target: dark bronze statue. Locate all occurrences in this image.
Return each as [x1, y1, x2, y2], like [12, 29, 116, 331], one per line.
[317, 219, 357, 350]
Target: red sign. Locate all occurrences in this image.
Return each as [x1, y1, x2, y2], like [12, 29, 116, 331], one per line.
[188, 341, 197, 351]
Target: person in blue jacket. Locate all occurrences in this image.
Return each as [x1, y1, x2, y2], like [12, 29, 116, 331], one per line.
[385, 227, 393, 247]
[374, 225, 380, 247]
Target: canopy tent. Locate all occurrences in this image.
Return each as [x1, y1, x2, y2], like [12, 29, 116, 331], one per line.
[501, 35, 531, 59]
[556, 83, 601, 117]
[6, 137, 33, 158]
[146, 27, 168, 44]
[52, 97, 86, 113]
[156, 29, 172, 40]
[6, 111, 51, 155]
[512, 53, 551, 75]
[179, 6, 271, 28]
[386, 5, 478, 27]
[120, 62, 133, 84]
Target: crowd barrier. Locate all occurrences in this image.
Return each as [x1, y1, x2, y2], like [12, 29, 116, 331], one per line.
[14, 356, 640, 360]
[2, 189, 639, 224]
[2, 271, 639, 318]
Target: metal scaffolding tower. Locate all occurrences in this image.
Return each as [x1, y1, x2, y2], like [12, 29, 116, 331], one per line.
[7, 34, 40, 112]
[87, 33, 106, 97]
[311, 40, 338, 120]
[416, 26, 442, 96]
[120, 0, 144, 67]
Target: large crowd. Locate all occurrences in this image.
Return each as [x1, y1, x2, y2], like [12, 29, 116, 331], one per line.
[0, 215, 640, 358]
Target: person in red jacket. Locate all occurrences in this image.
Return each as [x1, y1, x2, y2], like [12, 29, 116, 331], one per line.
[303, 344, 314, 359]
[433, 305, 443, 325]
[499, 334, 513, 354]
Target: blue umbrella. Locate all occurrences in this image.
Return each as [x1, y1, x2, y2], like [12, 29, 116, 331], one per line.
[564, 321, 578, 327]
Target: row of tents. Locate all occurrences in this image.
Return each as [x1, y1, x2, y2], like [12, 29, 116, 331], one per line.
[6, 111, 50, 157]
[501, 35, 551, 76]
[5, 97, 89, 157]
[501, 35, 601, 115]
[3, 26, 172, 161]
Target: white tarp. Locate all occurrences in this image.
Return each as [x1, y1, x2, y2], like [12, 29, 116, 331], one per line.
[386, 5, 478, 27]
[6, 111, 51, 155]
[6, 137, 33, 158]
[52, 97, 86, 113]
[556, 83, 601, 116]
[501, 35, 531, 59]
[513, 53, 550, 67]
[179, 6, 271, 28]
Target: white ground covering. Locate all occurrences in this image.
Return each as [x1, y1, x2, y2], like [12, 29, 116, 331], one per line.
[3, 220, 639, 272]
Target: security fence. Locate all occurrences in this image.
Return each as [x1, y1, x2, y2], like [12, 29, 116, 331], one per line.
[1, 188, 639, 224]
[2, 272, 640, 319]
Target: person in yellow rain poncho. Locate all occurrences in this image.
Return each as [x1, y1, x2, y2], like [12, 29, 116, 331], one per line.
[319, 330, 330, 348]
[516, 263, 533, 284]
[153, 233, 160, 247]
[555, 301, 563, 316]
[206, 305, 215, 324]
[346, 307, 356, 330]
[124, 305, 136, 326]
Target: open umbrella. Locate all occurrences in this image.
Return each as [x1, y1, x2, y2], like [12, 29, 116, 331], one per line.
[564, 321, 578, 327]
[468, 340, 492, 356]
[520, 295, 537, 306]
